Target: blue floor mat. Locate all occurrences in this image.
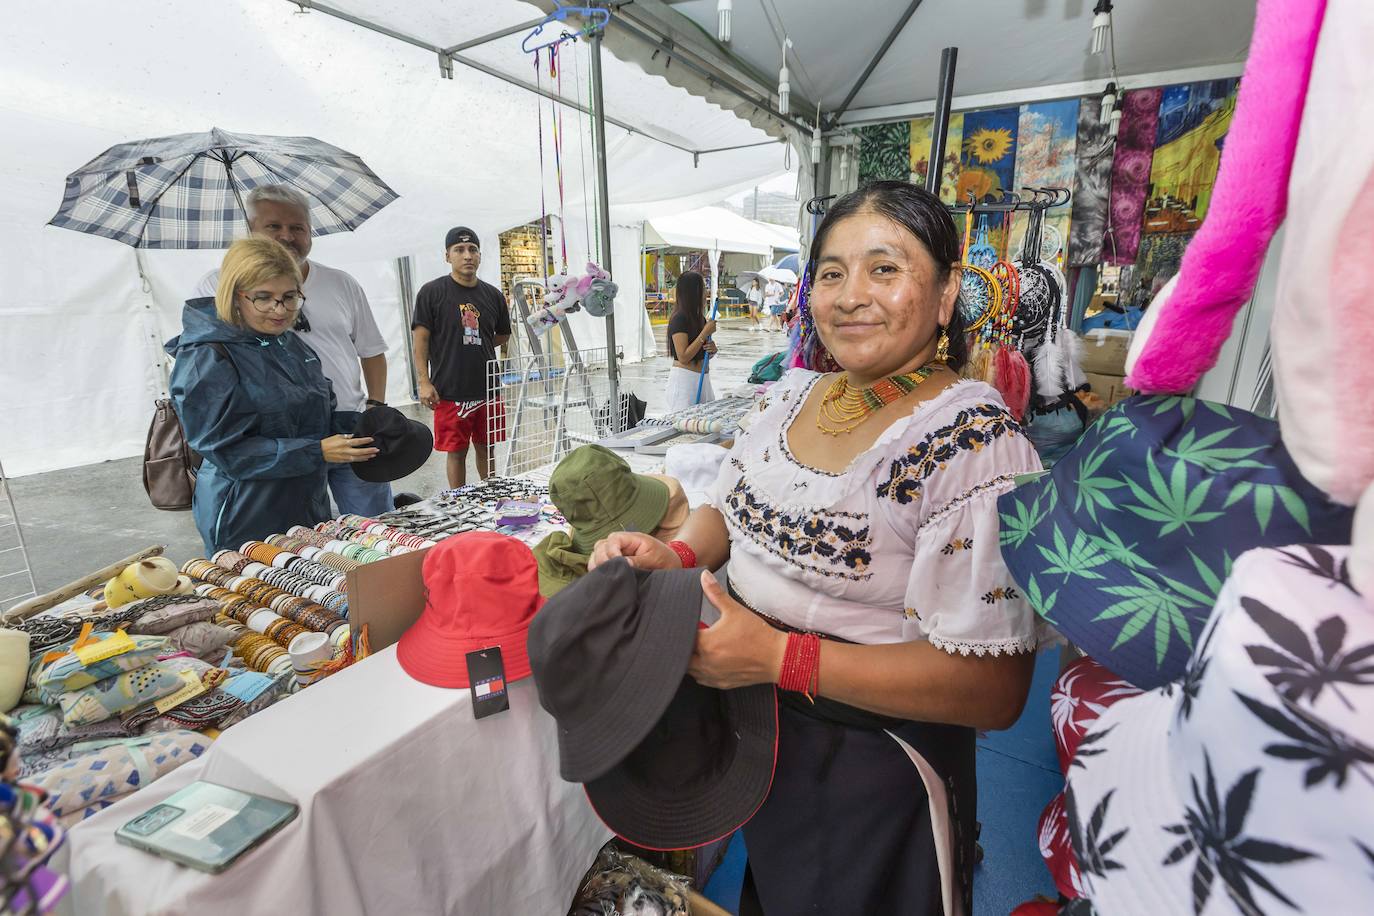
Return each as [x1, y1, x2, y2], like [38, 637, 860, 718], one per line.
[700, 652, 1063, 914]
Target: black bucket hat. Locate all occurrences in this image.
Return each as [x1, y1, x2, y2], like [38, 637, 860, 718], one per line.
[527, 560, 777, 849]
[351, 404, 433, 483]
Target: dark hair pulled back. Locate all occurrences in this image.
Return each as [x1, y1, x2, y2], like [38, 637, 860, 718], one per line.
[807, 180, 969, 371]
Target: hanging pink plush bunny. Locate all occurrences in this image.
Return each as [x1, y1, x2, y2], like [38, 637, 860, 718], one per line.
[1123, 0, 1327, 394]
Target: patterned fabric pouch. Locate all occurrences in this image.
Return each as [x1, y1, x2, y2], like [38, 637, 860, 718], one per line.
[55, 663, 187, 727]
[26, 730, 210, 818]
[126, 595, 221, 635]
[33, 634, 173, 701]
[122, 688, 244, 734]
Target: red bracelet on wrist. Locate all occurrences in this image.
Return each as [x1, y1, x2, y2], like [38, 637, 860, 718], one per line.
[778, 631, 821, 701]
[667, 540, 697, 569]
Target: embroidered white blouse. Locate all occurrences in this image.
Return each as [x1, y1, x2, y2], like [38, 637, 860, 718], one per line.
[712, 369, 1051, 656]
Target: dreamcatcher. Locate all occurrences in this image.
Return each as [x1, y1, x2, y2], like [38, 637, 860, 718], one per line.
[1011, 201, 1056, 348]
[958, 205, 1004, 375]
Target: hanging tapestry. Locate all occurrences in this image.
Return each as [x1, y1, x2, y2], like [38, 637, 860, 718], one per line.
[1011, 98, 1080, 263]
[1068, 95, 1114, 266]
[1143, 78, 1240, 234]
[1102, 87, 1163, 265]
[958, 106, 1020, 204]
[909, 113, 964, 204]
[1134, 231, 1195, 298]
[858, 121, 912, 185]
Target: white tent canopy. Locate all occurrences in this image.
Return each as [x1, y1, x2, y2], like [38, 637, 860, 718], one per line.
[0, 0, 789, 476]
[600, 0, 1255, 127]
[645, 206, 799, 258]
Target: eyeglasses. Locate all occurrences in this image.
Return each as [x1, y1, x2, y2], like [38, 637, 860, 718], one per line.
[240, 291, 306, 314]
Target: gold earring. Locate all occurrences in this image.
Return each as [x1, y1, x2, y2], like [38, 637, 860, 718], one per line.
[936, 329, 950, 364]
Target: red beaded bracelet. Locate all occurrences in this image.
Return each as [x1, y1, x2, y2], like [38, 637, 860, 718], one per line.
[668, 540, 697, 569]
[778, 631, 821, 701]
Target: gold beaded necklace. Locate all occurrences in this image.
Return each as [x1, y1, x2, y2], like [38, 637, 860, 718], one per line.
[816, 365, 940, 436]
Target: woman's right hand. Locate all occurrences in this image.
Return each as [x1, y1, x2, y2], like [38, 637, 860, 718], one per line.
[321, 435, 379, 464]
[589, 532, 682, 572]
[701, 319, 718, 338]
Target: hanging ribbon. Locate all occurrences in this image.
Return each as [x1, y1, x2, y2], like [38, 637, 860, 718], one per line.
[570, 39, 593, 262]
[551, 46, 569, 272]
[534, 50, 551, 292]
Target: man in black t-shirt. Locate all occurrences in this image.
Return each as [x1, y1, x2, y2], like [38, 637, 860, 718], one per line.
[412, 226, 513, 487]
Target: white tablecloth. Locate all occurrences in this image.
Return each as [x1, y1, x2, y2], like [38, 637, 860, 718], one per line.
[53, 646, 610, 915]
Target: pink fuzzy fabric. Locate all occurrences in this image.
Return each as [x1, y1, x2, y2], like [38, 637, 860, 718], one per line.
[1125, 0, 1327, 394]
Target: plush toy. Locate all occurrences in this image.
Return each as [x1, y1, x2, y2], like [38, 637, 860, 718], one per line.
[546, 261, 618, 317]
[1268, 0, 1374, 506]
[1123, 0, 1327, 394]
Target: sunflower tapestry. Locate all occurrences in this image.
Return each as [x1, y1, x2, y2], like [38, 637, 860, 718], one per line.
[1144, 78, 1239, 235]
[959, 107, 1019, 204]
[909, 113, 964, 204]
[858, 121, 912, 186]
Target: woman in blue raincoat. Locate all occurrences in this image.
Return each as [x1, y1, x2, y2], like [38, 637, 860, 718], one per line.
[167, 237, 378, 553]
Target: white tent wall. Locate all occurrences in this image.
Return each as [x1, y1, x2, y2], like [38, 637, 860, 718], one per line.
[0, 0, 789, 477]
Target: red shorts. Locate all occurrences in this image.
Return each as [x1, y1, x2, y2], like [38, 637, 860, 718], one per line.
[434, 399, 507, 451]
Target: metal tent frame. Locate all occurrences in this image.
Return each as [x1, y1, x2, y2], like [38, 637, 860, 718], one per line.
[285, 0, 815, 433]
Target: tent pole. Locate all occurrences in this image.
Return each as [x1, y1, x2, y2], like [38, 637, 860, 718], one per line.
[926, 47, 958, 196]
[588, 27, 622, 433]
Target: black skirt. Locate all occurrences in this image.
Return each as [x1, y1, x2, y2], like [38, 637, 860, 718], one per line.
[739, 697, 977, 916]
[728, 586, 978, 916]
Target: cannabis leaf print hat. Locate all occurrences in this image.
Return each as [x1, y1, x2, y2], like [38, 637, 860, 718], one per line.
[1064, 545, 1374, 916]
[997, 396, 1353, 689]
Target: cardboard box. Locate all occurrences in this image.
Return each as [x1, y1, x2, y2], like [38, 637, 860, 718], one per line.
[1084, 371, 1135, 408]
[1080, 329, 1133, 376]
[346, 547, 432, 652]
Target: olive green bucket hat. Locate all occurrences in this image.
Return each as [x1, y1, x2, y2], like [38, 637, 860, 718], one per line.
[550, 445, 671, 554]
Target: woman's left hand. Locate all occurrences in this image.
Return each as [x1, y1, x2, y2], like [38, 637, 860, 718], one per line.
[703, 340, 718, 355]
[688, 572, 786, 690]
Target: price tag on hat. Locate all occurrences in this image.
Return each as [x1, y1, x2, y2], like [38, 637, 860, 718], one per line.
[466, 647, 509, 719]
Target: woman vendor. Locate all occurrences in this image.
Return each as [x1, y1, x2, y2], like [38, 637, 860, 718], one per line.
[167, 237, 378, 554]
[591, 181, 1048, 914]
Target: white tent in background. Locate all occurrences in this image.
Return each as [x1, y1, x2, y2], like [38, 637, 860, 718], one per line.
[645, 206, 798, 259]
[0, 0, 791, 477]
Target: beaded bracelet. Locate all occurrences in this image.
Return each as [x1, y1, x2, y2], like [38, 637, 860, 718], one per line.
[778, 632, 821, 702]
[667, 540, 697, 569]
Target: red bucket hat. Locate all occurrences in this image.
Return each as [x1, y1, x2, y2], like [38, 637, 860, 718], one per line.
[397, 531, 544, 688]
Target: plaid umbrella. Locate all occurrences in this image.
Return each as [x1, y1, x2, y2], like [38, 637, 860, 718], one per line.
[48, 127, 398, 249]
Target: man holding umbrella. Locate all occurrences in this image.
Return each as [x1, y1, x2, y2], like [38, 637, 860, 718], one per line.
[193, 184, 393, 517]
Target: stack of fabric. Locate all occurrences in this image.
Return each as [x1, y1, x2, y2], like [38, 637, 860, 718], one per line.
[7, 632, 222, 825]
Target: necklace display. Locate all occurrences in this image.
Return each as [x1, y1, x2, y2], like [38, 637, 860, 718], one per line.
[817, 365, 939, 436]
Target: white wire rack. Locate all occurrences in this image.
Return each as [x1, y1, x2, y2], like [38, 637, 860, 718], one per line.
[487, 346, 615, 478]
[0, 458, 38, 612]
[486, 346, 660, 478]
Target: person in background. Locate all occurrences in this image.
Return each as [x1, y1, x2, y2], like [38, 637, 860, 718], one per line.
[171, 238, 378, 554]
[664, 270, 718, 413]
[412, 226, 512, 488]
[194, 184, 392, 517]
[764, 276, 786, 331]
[746, 277, 763, 331]
[592, 181, 1045, 913]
